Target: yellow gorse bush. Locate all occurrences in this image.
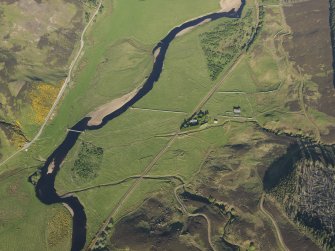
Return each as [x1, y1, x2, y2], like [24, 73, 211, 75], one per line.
[29, 82, 61, 124]
[47, 207, 72, 247]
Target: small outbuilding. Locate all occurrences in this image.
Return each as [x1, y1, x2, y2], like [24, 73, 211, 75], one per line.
[189, 119, 198, 125]
[233, 106, 241, 115]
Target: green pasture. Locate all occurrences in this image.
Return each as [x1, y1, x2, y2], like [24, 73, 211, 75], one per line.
[0, 170, 71, 251]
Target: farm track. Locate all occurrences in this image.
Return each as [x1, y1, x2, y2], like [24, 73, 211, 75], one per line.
[259, 194, 289, 251]
[297, 68, 321, 142]
[130, 107, 187, 114]
[60, 175, 185, 197]
[0, 2, 102, 170]
[86, 132, 180, 250]
[174, 184, 217, 251]
[191, 55, 245, 115]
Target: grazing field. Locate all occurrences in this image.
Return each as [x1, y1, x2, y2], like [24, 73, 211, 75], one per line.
[0, 169, 71, 251]
[7, 0, 231, 173]
[53, 0, 223, 127]
[0, 0, 232, 250]
[136, 0, 257, 112]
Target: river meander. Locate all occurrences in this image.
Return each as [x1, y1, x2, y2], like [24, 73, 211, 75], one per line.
[30, 2, 245, 250]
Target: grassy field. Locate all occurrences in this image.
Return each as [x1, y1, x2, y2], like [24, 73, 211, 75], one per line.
[53, 0, 223, 127]
[0, 169, 71, 251]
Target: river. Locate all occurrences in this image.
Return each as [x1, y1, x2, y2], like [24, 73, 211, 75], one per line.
[29, 2, 246, 250]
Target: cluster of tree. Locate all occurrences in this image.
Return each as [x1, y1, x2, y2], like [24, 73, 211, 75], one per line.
[268, 147, 335, 251]
[83, 0, 105, 22]
[92, 218, 113, 251]
[199, 9, 255, 80]
[180, 110, 209, 129]
[85, 11, 90, 22]
[245, 6, 265, 51]
[82, 0, 99, 6]
[29, 169, 42, 186]
[72, 141, 103, 181]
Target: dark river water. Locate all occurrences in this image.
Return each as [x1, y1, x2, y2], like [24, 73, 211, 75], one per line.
[30, 2, 245, 250]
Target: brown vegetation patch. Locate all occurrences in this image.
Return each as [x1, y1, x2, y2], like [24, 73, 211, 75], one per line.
[0, 121, 27, 148]
[185, 216, 211, 250]
[285, 100, 300, 112]
[110, 198, 196, 251]
[0, 48, 17, 83]
[311, 75, 335, 117]
[0, 0, 18, 4]
[283, 0, 335, 121]
[228, 187, 260, 213]
[321, 126, 335, 144]
[228, 214, 278, 251]
[283, 0, 333, 74]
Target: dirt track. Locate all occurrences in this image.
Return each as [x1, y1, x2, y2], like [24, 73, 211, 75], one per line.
[0, 1, 102, 169]
[259, 194, 289, 251]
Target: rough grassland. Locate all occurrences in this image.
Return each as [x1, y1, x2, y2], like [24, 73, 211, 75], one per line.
[0, 0, 85, 161]
[204, 4, 335, 140]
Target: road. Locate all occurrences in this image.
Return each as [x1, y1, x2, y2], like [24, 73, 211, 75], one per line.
[191, 0, 260, 115]
[61, 174, 185, 197]
[174, 185, 217, 251]
[86, 132, 180, 250]
[0, 1, 102, 170]
[297, 67, 321, 143]
[259, 194, 290, 251]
